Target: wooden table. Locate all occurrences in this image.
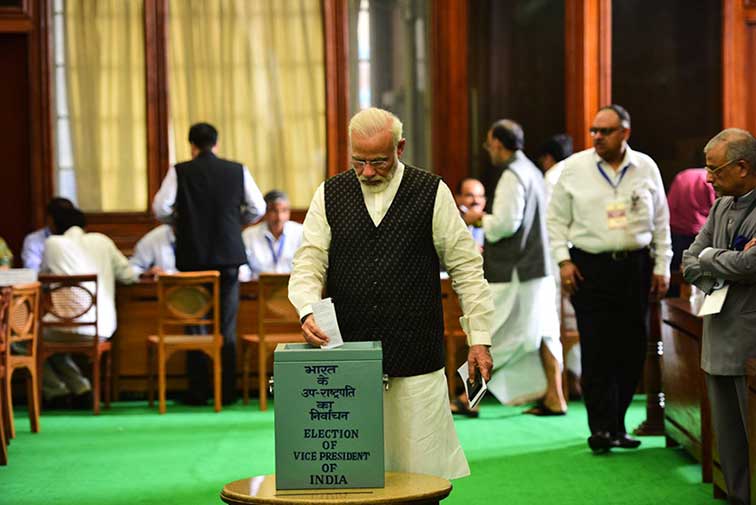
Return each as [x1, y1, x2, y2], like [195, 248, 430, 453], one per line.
[660, 299, 712, 482]
[220, 473, 452, 505]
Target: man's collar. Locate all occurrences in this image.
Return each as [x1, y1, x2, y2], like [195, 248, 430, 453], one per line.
[63, 226, 85, 238]
[593, 144, 635, 170]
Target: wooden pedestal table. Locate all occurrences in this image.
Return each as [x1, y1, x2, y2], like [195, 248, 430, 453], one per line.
[220, 472, 452, 505]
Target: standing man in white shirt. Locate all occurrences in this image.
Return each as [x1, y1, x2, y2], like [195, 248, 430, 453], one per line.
[242, 190, 303, 280]
[288, 107, 494, 480]
[547, 104, 672, 453]
[152, 122, 266, 405]
[129, 224, 177, 277]
[41, 206, 138, 404]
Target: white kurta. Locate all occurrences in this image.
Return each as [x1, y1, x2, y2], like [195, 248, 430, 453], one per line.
[487, 272, 561, 405]
[481, 161, 562, 405]
[384, 370, 470, 479]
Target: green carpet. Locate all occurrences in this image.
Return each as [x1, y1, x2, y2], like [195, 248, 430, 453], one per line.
[1, 396, 718, 504]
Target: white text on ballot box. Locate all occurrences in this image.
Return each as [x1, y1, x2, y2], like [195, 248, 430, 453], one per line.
[273, 341, 384, 490]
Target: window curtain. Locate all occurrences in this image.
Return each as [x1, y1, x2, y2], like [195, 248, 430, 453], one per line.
[64, 0, 147, 212]
[168, 0, 326, 208]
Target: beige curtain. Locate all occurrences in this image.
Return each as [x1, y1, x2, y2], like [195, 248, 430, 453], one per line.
[65, 0, 147, 212]
[168, 0, 326, 208]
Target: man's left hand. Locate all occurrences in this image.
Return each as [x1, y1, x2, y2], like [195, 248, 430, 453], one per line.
[467, 345, 492, 383]
[744, 238, 756, 252]
[649, 274, 669, 301]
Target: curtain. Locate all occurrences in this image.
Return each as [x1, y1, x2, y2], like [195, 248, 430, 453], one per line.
[65, 0, 147, 212]
[168, 0, 326, 208]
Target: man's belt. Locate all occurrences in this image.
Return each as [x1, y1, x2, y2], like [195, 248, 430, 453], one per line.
[572, 247, 649, 262]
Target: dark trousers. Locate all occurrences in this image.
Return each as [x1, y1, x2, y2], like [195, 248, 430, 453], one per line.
[669, 233, 696, 298]
[706, 374, 750, 505]
[187, 266, 239, 402]
[570, 248, 651, 435]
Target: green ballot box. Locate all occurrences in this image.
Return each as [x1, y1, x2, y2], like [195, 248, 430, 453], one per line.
[273, 341, 385, 490]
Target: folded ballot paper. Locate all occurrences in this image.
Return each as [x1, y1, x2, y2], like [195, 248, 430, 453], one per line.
[311, 297, 344, 349]
[457, 361, 488, 409]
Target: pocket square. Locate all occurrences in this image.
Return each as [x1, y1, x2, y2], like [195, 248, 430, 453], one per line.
[733, 235, 749, 251]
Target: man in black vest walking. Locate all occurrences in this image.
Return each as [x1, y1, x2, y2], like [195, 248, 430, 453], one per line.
[288, 107, 494, 479]
[153, 123, 266, 405]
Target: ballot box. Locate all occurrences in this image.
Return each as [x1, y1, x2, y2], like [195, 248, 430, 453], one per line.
[273, 341, 384, 490]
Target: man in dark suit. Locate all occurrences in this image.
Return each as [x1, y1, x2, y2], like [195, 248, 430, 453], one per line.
[153, 122, 266, 405]
[682, 128, 756, 505]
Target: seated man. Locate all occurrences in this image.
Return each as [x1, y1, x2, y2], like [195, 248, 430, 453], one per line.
[455, 177, 486, 249]
[129, 224, 177, 277]
[21, 197, 74, 271]
[41, 206, 138, 404]
[241, 190, 303, 280]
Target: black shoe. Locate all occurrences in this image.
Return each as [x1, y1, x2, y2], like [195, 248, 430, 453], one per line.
[43, 394, 72, 410]
[587, 431, 617, 454]
[614, 433, 642, 449]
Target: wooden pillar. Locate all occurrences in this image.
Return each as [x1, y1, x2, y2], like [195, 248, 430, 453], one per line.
[430, 0, 469, 191]
[722, 0, 756, 133]
[564, 0, 611, 152]
[322, 0, 350, 177]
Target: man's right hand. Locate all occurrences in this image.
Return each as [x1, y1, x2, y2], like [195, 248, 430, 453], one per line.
[301, 314, 329, 347]
[560, 260, 584, 296]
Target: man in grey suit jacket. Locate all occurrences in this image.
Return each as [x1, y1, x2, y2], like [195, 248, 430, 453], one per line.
[682, 128, 756, 505]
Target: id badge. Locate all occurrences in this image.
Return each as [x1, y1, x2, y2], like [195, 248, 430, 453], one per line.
[606, 200, 628, 229]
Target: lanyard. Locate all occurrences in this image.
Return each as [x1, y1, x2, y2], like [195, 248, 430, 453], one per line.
[596, 162, 630, 193]
[729, 195, 756, 250]
[265, 234, 286, 267]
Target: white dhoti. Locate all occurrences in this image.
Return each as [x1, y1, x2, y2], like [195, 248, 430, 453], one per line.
[383, 368, 470, 480]
[487, 271, 561, 405]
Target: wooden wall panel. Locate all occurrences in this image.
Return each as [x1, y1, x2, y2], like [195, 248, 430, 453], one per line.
[430, 0, 469, 194]
[565, 0, 611, 152]
[0, 34, 31, 261]
[746, 5, 756, 134]
[323, 0, 349, 177]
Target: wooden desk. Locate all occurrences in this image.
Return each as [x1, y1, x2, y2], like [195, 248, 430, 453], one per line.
[220, 472, 452, 505]
[113, 280, 259, 396]
[660, 299, 712, 483]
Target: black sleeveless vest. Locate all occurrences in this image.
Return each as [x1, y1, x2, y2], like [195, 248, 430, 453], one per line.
[324, 166, 444, 377]
[174, 152, 247, 270]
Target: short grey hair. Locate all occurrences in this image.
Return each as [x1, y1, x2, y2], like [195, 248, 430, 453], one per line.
[704, 128, 756, 172]
[349, 107, 403, 147]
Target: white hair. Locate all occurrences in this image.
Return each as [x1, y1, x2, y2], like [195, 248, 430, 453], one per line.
[704, 128, 756, 171]
[349, 107, 403, 146]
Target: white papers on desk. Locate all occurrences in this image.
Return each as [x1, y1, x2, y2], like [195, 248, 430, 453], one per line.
[698, 285, 729, 316]
[312, 297, 344, 349]
[0, 269, 37, 286]
[457, 362, 487, 409]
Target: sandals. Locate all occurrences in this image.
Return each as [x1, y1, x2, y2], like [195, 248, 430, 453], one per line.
[522, 399, 567, 416]
[450, 396, 480, 418]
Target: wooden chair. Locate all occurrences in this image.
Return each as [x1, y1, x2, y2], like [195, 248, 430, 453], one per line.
[441, 278, 467, 397]
[147, 271, 222, 414]
[37, 274, 109, 415]
[0, 286, 12, 465]
[560, 292, 580, 400]
[3, 282, 41, 439]
[241, 273, 303, 410]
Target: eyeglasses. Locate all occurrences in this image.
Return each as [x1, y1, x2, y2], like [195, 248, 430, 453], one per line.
[705, 159, 739, 175]
[352, 158, 389, 169]
[589, 127, 623, 136]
